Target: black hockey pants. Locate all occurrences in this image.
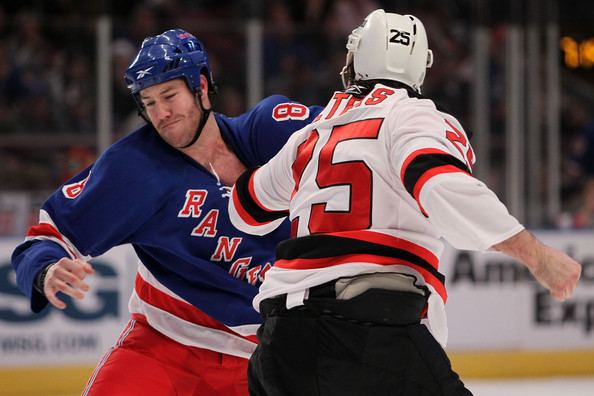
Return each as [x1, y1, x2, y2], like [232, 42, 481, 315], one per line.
[248, 285, 473, 396]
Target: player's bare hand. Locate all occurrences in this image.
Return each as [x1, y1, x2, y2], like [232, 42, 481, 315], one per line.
[493, 230, 581, 301]
[43, 258, 95, 309]
[532, 245, 581, 301]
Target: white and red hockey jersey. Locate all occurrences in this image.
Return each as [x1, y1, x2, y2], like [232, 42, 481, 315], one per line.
[229, 84, 523, 346]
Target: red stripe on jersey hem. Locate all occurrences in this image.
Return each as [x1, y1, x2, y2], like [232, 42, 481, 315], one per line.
[134, 274, 258, 344]
[322, 230, 439, 269]
[275, 254, 447, 302]
[275, 253, 414, 270]
[26, 223, 77, 257]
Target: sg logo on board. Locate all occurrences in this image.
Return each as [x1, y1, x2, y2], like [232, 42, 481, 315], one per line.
[0, 260, 119, 322]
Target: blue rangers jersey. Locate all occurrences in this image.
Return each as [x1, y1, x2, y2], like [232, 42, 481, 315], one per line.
[12, 95, 322, 358]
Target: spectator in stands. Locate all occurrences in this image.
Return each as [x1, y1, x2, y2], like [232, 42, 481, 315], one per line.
[568, 177, 594, 229]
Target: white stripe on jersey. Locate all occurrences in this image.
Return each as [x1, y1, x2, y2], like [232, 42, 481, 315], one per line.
[25, 209, 91, 260]
[129, 262, 258, 358]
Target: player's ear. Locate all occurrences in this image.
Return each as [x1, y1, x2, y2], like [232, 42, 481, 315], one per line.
[197, 74, 210, 104]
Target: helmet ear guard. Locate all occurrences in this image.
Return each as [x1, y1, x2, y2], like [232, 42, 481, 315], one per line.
[341, 9, 433, 93]
[426, 48, 434, 69]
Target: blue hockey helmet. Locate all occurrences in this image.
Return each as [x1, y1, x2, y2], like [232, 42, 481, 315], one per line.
[124, 29, 217, 104]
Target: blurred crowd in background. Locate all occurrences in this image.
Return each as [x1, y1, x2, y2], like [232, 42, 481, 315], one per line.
[1, 0, 594, 234]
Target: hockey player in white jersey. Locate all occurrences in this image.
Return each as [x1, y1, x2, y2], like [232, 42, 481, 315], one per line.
[229, 9, 582, 396]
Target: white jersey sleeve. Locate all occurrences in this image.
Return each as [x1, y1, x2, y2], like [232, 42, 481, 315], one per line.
[229, 127, 310, 235]
[390, 99, 522, 251]
[421, 173, 524, 250]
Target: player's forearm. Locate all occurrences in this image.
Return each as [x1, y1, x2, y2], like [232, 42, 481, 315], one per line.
[492, 229, 581, 301]
[491, 229, 540, 271]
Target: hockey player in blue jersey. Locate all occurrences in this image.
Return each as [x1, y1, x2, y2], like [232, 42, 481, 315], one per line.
[11, 29, 322, 395]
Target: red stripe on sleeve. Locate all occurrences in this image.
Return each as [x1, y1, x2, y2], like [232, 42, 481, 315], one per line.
[26, 223, 77, 257]
[400, 148, 451, 183]
[231, 184, 268, 227]
[247, 170, 275, 213]
[412, 165, 471, 216]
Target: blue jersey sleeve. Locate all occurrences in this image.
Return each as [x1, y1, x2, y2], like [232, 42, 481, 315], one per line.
[11, 240, 71, 312]
[44, 137, 171, 257]
[11, 128, 173, 310]
[217, 95, 323, 167]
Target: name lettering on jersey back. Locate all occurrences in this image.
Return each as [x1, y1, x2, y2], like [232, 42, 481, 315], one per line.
[316, 87, 395, 123]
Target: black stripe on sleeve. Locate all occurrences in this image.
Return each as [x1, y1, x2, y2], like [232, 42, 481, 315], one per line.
[235, 167, 289, 223]
[402, 153, 470, 197]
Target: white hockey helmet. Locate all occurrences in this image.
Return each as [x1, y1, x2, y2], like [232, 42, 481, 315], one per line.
[341, 9, 433, 93]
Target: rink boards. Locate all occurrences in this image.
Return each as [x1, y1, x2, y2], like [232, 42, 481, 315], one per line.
[0, 231, 593, 394]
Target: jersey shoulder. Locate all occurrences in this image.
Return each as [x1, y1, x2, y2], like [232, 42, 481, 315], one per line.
[387, 91, 475, 173]
[98, 124, 183, 180]
[216, 95, 323, 166]
[57, 124, 180, 206]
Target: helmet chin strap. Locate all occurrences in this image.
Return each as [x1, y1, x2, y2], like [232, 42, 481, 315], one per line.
[340, 52, 355, 89]
[177, 91, 212, 149]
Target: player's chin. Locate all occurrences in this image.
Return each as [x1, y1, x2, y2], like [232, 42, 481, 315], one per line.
[158, 129, 185, 147]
